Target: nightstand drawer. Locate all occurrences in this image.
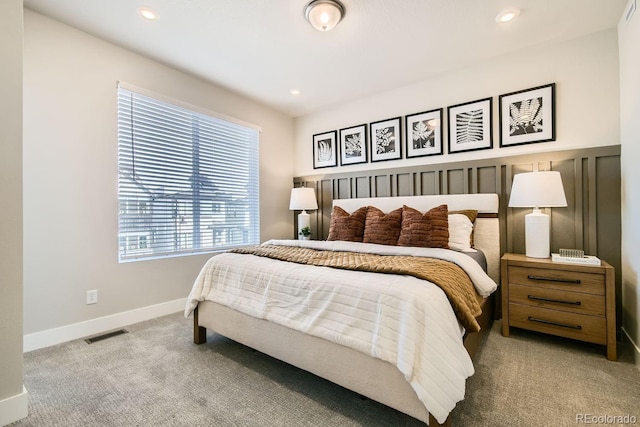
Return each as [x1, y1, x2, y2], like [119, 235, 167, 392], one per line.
[509, 284, 605, 316]
[508, 266, 604, 295]
[509, 303, 606, 345]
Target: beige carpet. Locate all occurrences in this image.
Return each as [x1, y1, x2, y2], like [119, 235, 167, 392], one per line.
[13, 312, 640, 426]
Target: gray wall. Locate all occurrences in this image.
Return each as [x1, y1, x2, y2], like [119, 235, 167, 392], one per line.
[294, 145, 622, 331]
[22, 10, 295, 336]
[294, 29, 620, 177]
[618, 0, 640, 367]
[0, 0, 24, 418]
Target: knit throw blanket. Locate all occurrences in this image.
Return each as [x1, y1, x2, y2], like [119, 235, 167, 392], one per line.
[231, 245, 482, 332]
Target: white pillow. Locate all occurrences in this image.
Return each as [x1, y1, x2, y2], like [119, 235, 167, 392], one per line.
[448, 214, 476, 252]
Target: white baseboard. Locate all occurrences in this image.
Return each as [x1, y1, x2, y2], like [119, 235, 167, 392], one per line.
[0, 386, 28, 426]
[23, 298, 187, 352]
[622, 326, 640, 370]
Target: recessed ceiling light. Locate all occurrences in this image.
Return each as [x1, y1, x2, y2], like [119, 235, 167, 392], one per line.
[138, 6, 158, 21]
[495, 8, 520, 23]
[290, 89, 302, 96]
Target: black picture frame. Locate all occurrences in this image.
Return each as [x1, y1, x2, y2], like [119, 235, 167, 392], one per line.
[447, 97, 493, 154]
[369, 117, 402, 162]
[499, 83, 556, 147]
[312, 131, 338, 169]
[405, 108, 443, 158]
[339, 124, 368, 166]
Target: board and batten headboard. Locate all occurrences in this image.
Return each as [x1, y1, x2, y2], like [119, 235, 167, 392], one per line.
[294, 145, 621, 331]
[333, 194, 500, 282]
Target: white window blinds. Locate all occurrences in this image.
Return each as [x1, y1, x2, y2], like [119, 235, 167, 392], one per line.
[117, 85, 260, 261]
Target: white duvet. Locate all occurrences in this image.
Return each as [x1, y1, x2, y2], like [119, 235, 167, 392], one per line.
[185, 240, 497, 423]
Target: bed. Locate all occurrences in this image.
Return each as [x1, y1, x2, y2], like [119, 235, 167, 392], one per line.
[185, 193, 500, 426]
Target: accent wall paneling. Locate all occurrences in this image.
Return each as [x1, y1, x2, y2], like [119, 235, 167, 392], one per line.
[293, 145, 622, 333]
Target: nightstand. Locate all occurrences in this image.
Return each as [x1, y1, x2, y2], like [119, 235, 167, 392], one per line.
[501, 253, 616, 361]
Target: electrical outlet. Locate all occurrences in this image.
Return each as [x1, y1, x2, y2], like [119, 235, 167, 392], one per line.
[86, 289, 98, 305]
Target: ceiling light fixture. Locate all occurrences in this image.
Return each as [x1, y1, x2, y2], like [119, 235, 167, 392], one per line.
[495, 8, 520, 23]
[290, 89, 301, 95]
[304, 0, 345, 32]
[138, 6, 158, 21]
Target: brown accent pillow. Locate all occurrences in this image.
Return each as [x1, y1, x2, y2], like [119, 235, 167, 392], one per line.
[449, 209, 478, 247]
[398, 204, 449, 248]
[363, 207, 402, 246]
[327, 206, 367, 242]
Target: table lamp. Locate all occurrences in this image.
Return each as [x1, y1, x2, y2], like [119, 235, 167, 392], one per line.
[508, 171, 567, 258]
[289, 187, 318, 238]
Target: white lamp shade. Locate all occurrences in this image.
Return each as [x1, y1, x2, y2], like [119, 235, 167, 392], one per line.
[508, 171, 567, 208]
[304, 0, 345, 31]
[289, 187, 318, 211]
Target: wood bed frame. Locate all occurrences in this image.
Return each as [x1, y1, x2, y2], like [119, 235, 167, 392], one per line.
[192, 194, 500, 426]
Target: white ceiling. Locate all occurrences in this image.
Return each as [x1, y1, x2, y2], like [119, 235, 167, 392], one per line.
[23, 0, 627, 117]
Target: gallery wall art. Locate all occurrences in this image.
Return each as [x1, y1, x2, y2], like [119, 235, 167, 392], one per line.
[311, 82, 556, 168]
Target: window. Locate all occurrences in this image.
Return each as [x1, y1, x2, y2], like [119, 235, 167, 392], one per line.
[117, 83, 260, 261]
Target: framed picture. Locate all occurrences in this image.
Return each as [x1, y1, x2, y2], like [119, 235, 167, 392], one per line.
[339, 124, 367, 165]
[370, 117, 402, 162]
[405, 108, 443, 158]
[447, 97, 493, 154]
[499, 83, 556, 147]
[312, 131, 337, 169]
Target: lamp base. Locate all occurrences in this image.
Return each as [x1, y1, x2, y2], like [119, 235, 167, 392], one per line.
[525, 209, 550, 258]
[298, 210, 310, 239]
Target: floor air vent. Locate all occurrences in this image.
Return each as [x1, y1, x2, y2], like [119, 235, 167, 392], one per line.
[85, 329, 128, 344]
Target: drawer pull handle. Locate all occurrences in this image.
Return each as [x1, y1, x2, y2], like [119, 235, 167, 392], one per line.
[527, 316, 582, 330]
[527, 275, 581, 284]
[527, 295, 582, 306]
